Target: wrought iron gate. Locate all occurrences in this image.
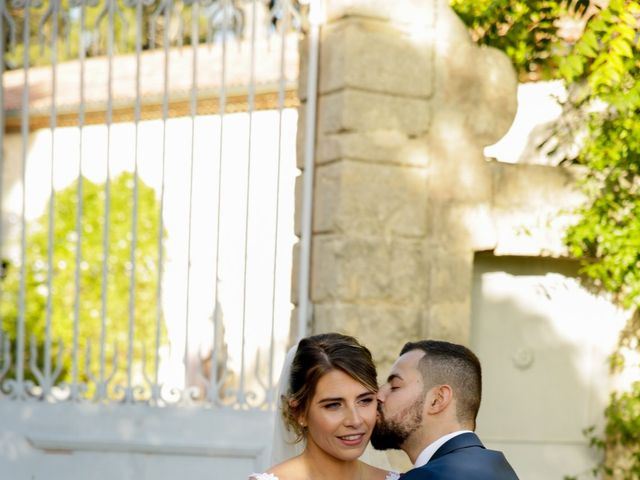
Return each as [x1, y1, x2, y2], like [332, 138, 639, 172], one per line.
[0, 0, 319, 477]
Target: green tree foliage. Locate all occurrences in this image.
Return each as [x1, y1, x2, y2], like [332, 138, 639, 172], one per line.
[450, 0, 568, 80]
[0, 173, 166, 398]
[561, 1, 640, 477]
[452, 0, 640, 477]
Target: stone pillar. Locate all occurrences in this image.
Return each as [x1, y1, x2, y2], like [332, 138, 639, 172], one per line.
[295, 0, 517, 370]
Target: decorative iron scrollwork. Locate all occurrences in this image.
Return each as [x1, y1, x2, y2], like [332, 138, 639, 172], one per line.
[2, 0, 310, 66]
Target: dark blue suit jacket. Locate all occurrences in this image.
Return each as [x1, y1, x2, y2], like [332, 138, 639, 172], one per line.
[401, 432, 518, 480]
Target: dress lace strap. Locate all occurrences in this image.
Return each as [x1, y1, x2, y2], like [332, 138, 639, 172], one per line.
[250, 470, 398, 480]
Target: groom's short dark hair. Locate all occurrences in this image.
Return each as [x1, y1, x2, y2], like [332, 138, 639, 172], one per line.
[400, 339, 482, 429]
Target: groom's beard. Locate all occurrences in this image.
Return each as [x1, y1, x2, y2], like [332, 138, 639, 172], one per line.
[371, 395, 424, 450]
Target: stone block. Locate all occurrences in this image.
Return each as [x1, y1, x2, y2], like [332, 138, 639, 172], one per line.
[296, 102, 307, 170]
[318, 89, 431, 136]
[426, 202, 497, 252]
[428, 300, 471, 345]
[297, 36, 310, 103]
[319, 18, 433, 98]
[487, 163, 584, 257]
[425, 139, 492, 203]
[468, 46, 519, 146]
[428, 249, 474, 303]
[294, 173, 303, 237]
[314, 160, 428, 237]
[491, 162, 582, 209]
[324, 0, 436, 29]
[290, 240, 300, 304]
[491, 206, 578, 257]
[435, 45, 518, 148]
[313, 302, 425, 366]
[428, 8, 517, 148]
[313, 163, 339, 235]
[312, 235, 427, 305]
[315, 130, 430, 167]
[462, 203, 498, 252]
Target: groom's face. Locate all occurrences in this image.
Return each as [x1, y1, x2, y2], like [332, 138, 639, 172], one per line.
[371, 350, 426, 450]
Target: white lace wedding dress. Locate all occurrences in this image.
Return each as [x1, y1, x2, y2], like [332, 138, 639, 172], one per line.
[249, 473, 400, 480]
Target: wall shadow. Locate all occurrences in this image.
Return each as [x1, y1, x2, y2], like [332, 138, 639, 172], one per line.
[470, 252, 626, 479]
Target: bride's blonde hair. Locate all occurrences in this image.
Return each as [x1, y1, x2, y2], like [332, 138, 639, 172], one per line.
[281, 332, 378, 442]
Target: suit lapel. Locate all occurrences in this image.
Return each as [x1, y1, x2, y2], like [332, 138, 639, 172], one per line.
[429, 432, 485, 462]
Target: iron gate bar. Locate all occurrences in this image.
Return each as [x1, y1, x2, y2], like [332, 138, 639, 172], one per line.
[15, 0, 32, 401]
[153, 0, 172, 405]
[71, 0, 85, 402]
[0, 0, 5, 387]
[184, 0, 197, 403]
[98, 0, 118, 402]
[267, 0, 290, 413]
[210, 0, 229, 406]
[0, 0, 313, 409]
[44, 0, 60, 401]
[238, 0, 258, 409]
[296, 0, 318, 343]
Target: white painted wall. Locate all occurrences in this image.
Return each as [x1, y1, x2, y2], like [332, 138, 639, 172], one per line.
[471, 254, 627, 479]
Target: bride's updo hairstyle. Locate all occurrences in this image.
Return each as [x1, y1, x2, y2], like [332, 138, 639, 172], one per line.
[282, 332, 378, 441]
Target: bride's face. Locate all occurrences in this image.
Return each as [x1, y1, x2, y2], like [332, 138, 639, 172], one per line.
[302, 368, 377, 461]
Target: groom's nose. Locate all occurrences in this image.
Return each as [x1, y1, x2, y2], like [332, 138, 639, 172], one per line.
[377, 383, 389, 402]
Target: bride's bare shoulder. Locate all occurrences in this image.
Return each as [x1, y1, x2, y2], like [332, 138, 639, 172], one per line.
[256, 456, 305, 480]
[360, 461, 399, 480]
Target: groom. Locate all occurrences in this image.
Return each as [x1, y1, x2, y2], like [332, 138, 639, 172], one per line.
[371, 340, 518, 479]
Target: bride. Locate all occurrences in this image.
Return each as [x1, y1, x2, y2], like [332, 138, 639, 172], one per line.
[250, 333, 399, 480]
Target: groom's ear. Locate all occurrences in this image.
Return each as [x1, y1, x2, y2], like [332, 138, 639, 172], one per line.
[426, 384, 453, 414]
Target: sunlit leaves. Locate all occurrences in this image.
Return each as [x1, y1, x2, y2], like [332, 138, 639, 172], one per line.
[0, 173, 166, 392]
[452, 1, 640, 476]
[450, 0, 567, 80]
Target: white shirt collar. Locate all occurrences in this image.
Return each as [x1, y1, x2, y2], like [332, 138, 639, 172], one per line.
[413, 430, 473, 468]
